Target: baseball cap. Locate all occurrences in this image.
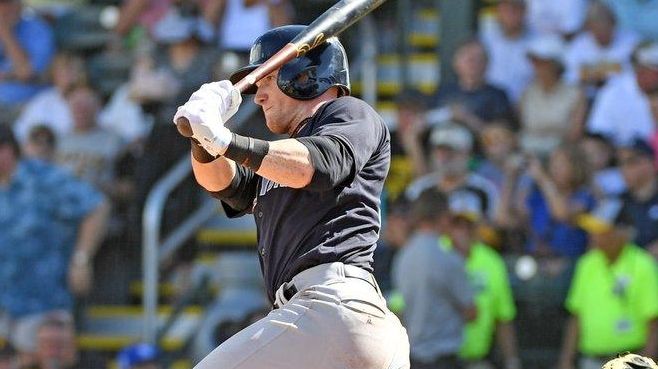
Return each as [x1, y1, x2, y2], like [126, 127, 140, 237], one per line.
[448, 191, 483, 223]
[117, 343, 160, 369]
[527, 35, 565, 64]
[429, 123, 473, 151]
[634, 42, 658, 69]
[619, 137, 656, 159]
[576, 198, 630, 234]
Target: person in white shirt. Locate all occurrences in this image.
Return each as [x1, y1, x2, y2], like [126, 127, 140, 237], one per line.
[564, 1, 640, 93]
[13, 53, 86, 143]
[587, 42, 658, 146]
[525, 0, 588, 38]
[481, 0, 534, 104]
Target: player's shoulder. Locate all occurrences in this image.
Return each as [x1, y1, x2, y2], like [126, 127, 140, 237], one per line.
[320, 96, 384, 122]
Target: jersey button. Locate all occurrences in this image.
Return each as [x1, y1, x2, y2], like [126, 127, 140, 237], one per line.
[258, 211, 263, 218]
[259, 248, 265, 257]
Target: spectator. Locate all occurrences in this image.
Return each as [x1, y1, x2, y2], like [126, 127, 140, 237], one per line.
[564, 2, 640, 94]
[24, 315, 79, 369]
[580, 133, 626, 197]
[525, 0, 588, 38]
[587, 42, 658, 146]
[520, 34, 587, 157]
[406, 123, 500, 222]
[132, 10, 218, 129]
[117, 343, 162, 369]
[445, 205, 521, 369]
[0, 126, 109, 365]
[205, 0, 292, 56]
[0, 341, 17, 369]
[56, 86, 124, 196]
[502, 144, 595, 258]
[558, 198, 658, 369]
[649, 89, 658, 163]
[617, 138, 658, 256]
[481, 0, 534, 104]
[0, 0, 55, 115]
[604, 0, 658, 42]
[476, 122, 519, 192]
[13, 52, 86, 144]
[433, 39, 515, 132]
[394, 89, 431, 182]
[392, 189, 476, 369]
[22, 125, 55, 161]
[112, 0, 210, 47]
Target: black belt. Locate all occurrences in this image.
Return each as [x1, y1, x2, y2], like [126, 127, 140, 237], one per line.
[281, 266, 379, 301]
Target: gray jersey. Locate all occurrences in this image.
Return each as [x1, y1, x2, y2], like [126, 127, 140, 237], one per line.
[393, 231, 474, 362]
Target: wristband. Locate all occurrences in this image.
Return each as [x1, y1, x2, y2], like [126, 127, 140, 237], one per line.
[190, 139, 218, 163]
[223, 133, 269, 171]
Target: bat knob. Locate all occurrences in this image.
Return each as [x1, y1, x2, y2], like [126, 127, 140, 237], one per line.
[176, 118, 193, 138]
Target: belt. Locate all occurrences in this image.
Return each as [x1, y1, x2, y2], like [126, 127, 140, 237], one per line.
[274, 262, 380, 308]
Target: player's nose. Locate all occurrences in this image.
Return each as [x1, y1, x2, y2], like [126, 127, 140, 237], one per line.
[254, 88, 267, 106]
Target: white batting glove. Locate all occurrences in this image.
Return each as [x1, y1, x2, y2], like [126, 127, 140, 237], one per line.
[173, 81, 242, 156]
[189, 80, 242, 123]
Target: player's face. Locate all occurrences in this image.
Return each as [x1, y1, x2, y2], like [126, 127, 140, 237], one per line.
[254, 70, 305, 135]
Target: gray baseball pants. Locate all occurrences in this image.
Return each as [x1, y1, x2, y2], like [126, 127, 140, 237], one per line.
[194, 262, 410, 369]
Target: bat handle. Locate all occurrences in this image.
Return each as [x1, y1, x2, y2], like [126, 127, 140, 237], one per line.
[176, 117, 193, 138]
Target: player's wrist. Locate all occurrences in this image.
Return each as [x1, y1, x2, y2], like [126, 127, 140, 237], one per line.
[190, 138, 219, 163]
[222, 133, 270, 171]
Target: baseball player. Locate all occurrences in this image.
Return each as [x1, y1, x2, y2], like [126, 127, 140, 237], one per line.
[173, 25, 410, 369]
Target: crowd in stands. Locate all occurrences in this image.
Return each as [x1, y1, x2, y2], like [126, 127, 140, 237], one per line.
[1, 0, 658, 368]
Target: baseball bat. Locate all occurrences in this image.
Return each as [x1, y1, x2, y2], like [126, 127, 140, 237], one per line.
[176, 0, 387, 137]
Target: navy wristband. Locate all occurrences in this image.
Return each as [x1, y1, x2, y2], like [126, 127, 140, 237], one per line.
[223, 133, 269, 171]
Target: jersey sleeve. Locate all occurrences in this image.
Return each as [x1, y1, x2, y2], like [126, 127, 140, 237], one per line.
[208, 164, 258, 218]
[304, 97, 389, 184]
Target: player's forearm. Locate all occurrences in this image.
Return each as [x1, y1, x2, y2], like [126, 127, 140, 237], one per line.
[256, 139, 313, 189]
[192, 154, 237, 192]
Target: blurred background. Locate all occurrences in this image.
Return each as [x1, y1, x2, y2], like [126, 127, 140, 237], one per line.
[2, 0, 658, 368]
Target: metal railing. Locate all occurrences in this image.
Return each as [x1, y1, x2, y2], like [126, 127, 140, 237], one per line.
[141, 102, 258, 343]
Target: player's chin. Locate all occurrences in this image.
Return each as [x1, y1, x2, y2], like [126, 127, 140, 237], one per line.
[265, 119, 287, 135]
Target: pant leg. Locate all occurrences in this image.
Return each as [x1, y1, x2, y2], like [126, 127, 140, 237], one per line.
[194, 279, 409, 369]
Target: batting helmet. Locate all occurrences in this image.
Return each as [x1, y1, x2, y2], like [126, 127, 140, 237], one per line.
[229, 25, 350, 100]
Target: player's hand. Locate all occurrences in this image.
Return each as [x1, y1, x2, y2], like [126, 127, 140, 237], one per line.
[173, 81, 241, 156]
[188, 80, 242, 123]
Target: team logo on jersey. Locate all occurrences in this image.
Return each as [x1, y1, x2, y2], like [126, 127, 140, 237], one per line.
[259, 178, 288, 197]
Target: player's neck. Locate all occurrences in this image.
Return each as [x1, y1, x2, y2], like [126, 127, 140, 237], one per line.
[287, 93, 338, 136]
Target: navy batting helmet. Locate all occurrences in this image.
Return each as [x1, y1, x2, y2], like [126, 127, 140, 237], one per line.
[229, 25, 350, 100]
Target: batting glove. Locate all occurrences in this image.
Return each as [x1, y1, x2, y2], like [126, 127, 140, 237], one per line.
[603, 353, 658, 369]
[173, 81, 242, 156]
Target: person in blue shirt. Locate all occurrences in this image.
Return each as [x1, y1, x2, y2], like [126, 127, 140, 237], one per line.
[0, 125, 109, 358]
[0, 0, 55, 113]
